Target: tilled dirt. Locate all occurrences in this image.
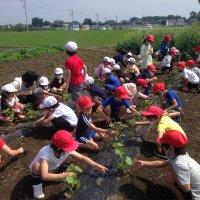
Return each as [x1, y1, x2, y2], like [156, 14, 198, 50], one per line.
[0, 49, 200, 200]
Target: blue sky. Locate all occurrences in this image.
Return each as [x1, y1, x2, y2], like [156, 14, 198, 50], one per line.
[0, 0, 199, 25]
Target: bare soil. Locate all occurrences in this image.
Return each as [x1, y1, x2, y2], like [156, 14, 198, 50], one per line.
[0, 48, 200, 200]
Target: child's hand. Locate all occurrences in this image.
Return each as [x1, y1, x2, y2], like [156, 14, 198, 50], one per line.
[64, 172, 76, 177]
[95, 164, 108, 173]
[133, 160, 144, 170]
[36, 118, 44, 125]
[17, 147, 24, 154]
[105, 117, 111, 125]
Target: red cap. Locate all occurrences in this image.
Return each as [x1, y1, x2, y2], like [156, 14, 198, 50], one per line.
[194, 45, 200, 52]
[146, 34, 155, 43]
[164, 34, 172, 42]
[141, 106, 164, 117]
[136, 78, 148, 87]
[176, 61, 186, 69]
[169, 50, 177, 56]
[0, 138, 5, 148]
[115, 86, 129, 99]
[147, 64, 157, 72]
[77, 96, 95, 109]
[152, 82, 165, 94]
[156, 130, 188, 148]
[186, 60, 195, 67]
[51, 130, 78, 152]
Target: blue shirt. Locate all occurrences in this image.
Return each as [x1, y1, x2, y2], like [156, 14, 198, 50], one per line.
[76, 111, 92, 137]
[105, 74, 121, 87]
[102, 96, 130, 111]
[164, 90, 182, 109]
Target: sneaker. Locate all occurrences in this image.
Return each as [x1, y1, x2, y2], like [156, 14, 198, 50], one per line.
[154, 150, 168, 160]
[33, 183, 45, 199]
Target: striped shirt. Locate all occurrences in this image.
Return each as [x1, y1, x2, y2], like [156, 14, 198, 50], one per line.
[76, 111, 92, 137]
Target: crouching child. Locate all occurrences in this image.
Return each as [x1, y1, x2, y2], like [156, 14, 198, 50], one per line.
[29, 130, 108, 199]
[133, 130, 200, 200]
[75, 96, 115, 151]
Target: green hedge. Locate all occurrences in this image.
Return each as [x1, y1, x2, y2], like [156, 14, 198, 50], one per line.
[116, 24, 200, 60]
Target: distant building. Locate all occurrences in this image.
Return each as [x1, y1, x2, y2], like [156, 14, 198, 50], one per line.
[90, 25, 100, 30]
[72, 24, 80, 31]
[177, 18, 185, 26]
[80, 24, 90, 31]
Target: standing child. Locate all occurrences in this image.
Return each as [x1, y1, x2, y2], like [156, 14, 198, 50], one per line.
[65, 41, 87, 102]
[133, 130, 200, 200]
[37, 96, 77, 132]
[1, 84, 26, 119]
[29, 130, 108, 199]
[50, 67, 67, 95]
[0, 137, 24, 163]
[194, 45, 200, 67]
[75, 96, 114, 150]
[140, 34, 154, 70]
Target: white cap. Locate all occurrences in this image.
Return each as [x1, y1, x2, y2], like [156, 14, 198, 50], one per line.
[2, 84, 17, 93]
[65, 41, 78, 52]
[103, 56, 110, 62]
[39, 96, 58, 109]
[127, 52, 132, 57]
[54, 67, 63, 74]
[113, 64, 120, 70]
[85, 76, 94, 86]
[39, 76, 49, 86]
[127, 57, 136, 64]
[137, 55, 142, 59]
[110, 58, 115, 65]
[102, 68, 111, 74]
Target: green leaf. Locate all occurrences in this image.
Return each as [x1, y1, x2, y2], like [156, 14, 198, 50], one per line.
[66, 176, 76, 185]
[74, 166, 83, 173]
[125, 157, 133, 165]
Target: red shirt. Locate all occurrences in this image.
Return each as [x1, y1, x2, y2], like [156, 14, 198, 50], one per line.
[65, 55, 84, 86]
[0, 138, 5, 149]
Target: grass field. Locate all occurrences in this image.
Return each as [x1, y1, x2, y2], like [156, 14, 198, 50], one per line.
[0, 29, 133, 48]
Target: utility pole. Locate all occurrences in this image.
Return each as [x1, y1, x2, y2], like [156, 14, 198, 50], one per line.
[116, 16, 118, 23]
[21, 0, 28, 31]
[68, 9, 74, 22]
[96, 13, 99, 24]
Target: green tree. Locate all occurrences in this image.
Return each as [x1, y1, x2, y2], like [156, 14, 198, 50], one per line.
[83, 18, 93, 26]
[32, 17, 43, 27]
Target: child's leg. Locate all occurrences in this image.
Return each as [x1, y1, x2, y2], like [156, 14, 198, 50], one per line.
[164, 166, 184, 200]
[31, 162, 45, 199]
[117, 105, 126, 117]
[78, 140, 98, 150]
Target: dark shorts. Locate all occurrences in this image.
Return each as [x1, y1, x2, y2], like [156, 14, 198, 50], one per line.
[187, 82, 199, 89]
[51, 117, 75, 132]
[75, 129, 96, 143]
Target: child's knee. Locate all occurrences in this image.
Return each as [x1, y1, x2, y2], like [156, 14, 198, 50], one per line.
[91, 143, 99, 150]
[32, 162, 41, 174]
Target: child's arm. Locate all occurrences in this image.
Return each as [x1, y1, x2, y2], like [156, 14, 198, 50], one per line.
[88, 123, 114, 136]
[42, 91, 62, 101]
[65, 69, 71, 90]
[36, 111, 53, 125]
[135, 120, 151, 125]
[97, 105, 111, 125]
[82, 64, 87, 79]
[128, 106, 140, 114]
[40, 159, 74, 181]
[165, 98, 178, 111]
[71, 151, 108, 173]
[133, 159, 170, 170]
[1, 144, 24, 157]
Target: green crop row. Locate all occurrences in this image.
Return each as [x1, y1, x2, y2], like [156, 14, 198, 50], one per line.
[116, 24, 200, 60]
[0, 45, 63, 63]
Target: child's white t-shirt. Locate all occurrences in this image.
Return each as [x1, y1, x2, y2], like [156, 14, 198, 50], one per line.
[170, 154, 200, 199]
[183, 68, 200, 84]
[29, 144, 72, 172]
[51, 103, 78, 127]
[160, 55, 172, 68]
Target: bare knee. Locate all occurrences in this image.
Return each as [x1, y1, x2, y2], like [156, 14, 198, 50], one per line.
[32, 162, 41, 174]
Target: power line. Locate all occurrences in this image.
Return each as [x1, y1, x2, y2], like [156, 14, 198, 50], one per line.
[20, 0, 28, 31]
